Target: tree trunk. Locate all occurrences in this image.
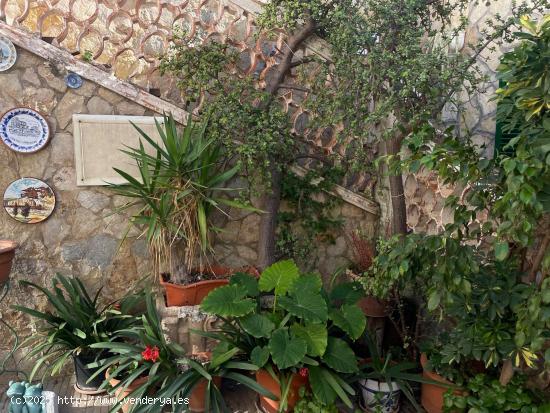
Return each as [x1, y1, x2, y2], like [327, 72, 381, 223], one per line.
[255, 18, 316, 269]
[386, 135, 408, 235]
[257, 166, 283, 269]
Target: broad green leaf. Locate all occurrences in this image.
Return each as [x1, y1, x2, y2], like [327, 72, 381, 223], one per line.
[329, 304, 366, 340]
[201, 285, 255, 316]
[329, 282, 364, 304]
[278, 292, 328, 323]
[321, 337, 358, 373]
[259, 260, 299, 296]
[250, 346, 270, 368]
[268, 328, 307, 369]
[240, 314, 275, 338]
[308, 365, 337, 405]
[230, 273, 259, 297]
[427, 291, 441, 311]
[495, 242, 509, 261]
[291, 323, 327, 357]
[290, 274, 322, 294]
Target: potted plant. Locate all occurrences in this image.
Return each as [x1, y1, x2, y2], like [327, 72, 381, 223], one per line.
[347, 231, 388, 318]
[200, 259, 366, 412]
[13, 274, 143, 394]
[354, 333, 426, 413]
[90, 290, 274, 413]
[0, 240, 17, 285]
[109, 113, 257, 306]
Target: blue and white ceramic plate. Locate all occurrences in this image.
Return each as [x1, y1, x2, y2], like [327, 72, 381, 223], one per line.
[0, 108, 50, 153]
[65, 72, 83, 89]
[0, 36, 16, 72]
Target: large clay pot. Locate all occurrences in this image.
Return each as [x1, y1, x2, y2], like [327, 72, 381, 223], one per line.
[0, 240, 17, 285]
[358, 296, 387, 317]
[189, 376, 222, 412]
[420, 353, 454, 413]
[106, 368, 149, 413]
[255, 369, 308, 413]
[161, 266, 259, 307]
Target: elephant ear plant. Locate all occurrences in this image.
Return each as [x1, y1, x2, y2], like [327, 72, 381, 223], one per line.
[89, 290, 274, 413]
[200, 259, 367, 410]
[109, 113, 253, 276]
[13, 274, 143, 385]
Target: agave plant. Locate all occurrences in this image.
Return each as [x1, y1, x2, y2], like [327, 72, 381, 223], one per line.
[109, 113, 252, 274]
[12, 274, 143, 381]
[89, 290, 274, 413]
[200, 259, 367, 410]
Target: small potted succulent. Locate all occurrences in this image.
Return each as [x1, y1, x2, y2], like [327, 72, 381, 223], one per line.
[200, 259, 367, 412]
[13, 274, 143, 394]
[91, 290, 273, 413]
[109, 114, 258, 307]
[0, 240, 17, 285]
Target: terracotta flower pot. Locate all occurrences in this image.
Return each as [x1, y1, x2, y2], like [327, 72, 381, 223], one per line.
[161, 265, 259, 307]
[189, 376, 222, 412]
[106, 368, 149, 413]
[255, 369, 308, 413]
[420, 353, 454, 413]
[358, 296, 387, 317]
[0, 240, 17, 286]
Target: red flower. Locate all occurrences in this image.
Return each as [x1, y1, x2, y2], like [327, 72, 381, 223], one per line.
[299, 367, 309, 378]
[141, 345, 160, 362]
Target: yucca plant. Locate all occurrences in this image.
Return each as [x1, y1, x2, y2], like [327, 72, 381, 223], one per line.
[12, 274, 143, 382]
[89, 290, 275, 413]
[109, 113, 252, 275]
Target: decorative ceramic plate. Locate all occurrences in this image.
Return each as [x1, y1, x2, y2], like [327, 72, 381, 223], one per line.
[3, 178, 55, 224]
[65, 72, 83, 89]
[0, 36, 16, 72]
[0, 108, 50, 153]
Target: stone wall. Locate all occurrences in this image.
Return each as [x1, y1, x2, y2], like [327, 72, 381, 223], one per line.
[0, 49, 378, 360]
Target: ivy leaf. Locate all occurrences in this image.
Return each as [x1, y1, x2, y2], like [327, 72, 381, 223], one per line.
[329, 304, 366, 340]
[240, 314, 275, 338]
[495, 242, 509, 261]
[251, 346, 270, 368]
[278, 292, 328, 323]
[268, 328, 307, 369]
[291, 323, 328, 357]
[290, 274, 323, 294]
[259, 260, 299, 296]
[321, 337, 358, 373]
[230, 273, 259, 297]
[201, 285, 255, 316]
[308, 365, 337, 406]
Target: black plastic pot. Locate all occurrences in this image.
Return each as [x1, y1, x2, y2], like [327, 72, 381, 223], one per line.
[73, 353, 105, 392]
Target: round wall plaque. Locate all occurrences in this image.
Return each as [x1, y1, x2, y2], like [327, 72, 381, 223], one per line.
[3, 178, 56, 224]
[0, 108, 50, 153]
[0, 36, 16, 72]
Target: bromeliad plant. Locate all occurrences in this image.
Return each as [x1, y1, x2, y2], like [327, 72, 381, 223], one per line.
[13, 274, 143, 381]
[200, 259, 367, 410]
[109, 113, 253, 276]
[89, 290, 274, 413]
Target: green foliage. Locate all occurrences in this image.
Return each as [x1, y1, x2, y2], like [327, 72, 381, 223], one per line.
[361, 13, 550, 371]
[109, 114, 252, 272]
[89, 291, 273, 413]
[200, 260, 366, 408]
[293, 386, 339, 413]
[13, 274, 143, 381]
[277, 168, 344, 267]
[443, 374, 549, 413]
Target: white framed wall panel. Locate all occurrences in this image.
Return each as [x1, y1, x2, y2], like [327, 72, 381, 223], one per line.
[73, 114, 163, 186]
